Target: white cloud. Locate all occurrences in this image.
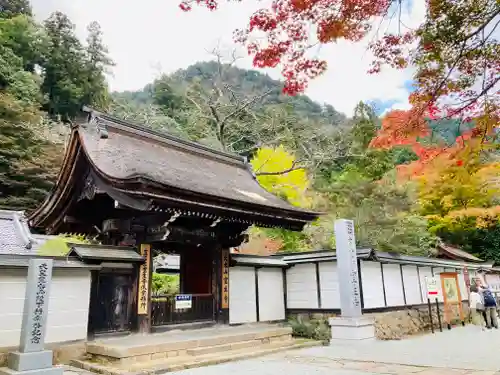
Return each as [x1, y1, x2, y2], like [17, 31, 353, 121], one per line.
[30, 0, 426, 116]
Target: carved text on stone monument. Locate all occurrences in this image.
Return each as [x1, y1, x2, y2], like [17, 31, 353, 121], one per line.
[31, 262, 49, 344]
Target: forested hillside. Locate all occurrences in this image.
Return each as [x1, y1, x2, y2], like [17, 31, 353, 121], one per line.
[0, 1, 112, 209]
[1, 0, 500, 261]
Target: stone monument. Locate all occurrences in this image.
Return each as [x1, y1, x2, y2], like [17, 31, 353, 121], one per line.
[328, 219, 375, 343]
[0, 259, 63, 375]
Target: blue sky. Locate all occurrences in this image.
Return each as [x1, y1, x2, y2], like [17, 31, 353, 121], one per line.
[370, 81, 417, 115]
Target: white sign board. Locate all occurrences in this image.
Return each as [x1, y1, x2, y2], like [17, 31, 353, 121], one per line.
[334, 219, 362, 318]
[175, 294, 192, 309]
[425, 277, 440, 299]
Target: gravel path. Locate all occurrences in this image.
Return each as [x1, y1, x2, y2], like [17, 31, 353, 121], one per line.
[169, 326, 500, 375]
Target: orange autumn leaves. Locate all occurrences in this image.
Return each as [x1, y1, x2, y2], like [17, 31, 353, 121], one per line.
[370, 108, 499, 178]
[371, 108, 500, 231]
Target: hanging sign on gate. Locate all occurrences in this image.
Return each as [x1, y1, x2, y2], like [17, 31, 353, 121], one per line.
[175, 294, 192, 310]
[425, 276, 440, 298]
[137, 244, 151, 315]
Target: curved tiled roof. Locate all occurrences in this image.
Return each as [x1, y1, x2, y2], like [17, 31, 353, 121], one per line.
[80, 112, 311, 213]
[29, 107, 319, 232]
[0, 210, 35, 254]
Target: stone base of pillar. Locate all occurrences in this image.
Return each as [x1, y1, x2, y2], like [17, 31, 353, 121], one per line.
[328, 317, 376, 343]
[0, 367, 63, 375]
[0, 350, 63, 375]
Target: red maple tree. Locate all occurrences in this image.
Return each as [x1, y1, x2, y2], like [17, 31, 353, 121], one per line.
[181, 0, 499, 161]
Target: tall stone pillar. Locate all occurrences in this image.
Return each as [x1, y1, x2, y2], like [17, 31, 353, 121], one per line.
[329, 219, 375, 343]
[0, 259, 63, 375]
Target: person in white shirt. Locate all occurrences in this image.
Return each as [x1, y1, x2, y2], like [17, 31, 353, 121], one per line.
[469, 284, 485, 330]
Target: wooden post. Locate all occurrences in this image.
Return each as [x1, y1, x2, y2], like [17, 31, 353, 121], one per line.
[137, 244, 152, 333]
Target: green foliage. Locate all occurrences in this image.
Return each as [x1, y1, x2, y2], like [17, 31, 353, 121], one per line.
[0, 8, 113, 210]
[152, 273, 180, 295]
[37, 233, 91, 256]
[307, 103, 435, 255]
[289, 316, 330, 342]
[251, 146, 311, 207]
[0, 0, 32, 19]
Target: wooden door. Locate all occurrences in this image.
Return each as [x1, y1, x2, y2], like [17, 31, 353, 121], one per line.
[88, 270, 134, 335]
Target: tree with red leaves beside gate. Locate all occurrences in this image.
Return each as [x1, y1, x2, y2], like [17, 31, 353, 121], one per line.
[180, 0, 499, 168]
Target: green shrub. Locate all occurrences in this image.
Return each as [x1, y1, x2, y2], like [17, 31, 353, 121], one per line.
[152, 273, 180, 295]
[37, 233, 92, 256]
[289, 316, 331, 342]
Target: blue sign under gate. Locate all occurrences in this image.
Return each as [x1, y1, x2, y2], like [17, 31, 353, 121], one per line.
[175, 294, 192, 309]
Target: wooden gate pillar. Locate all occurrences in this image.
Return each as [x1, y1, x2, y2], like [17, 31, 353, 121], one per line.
[137, 243, 153, 333]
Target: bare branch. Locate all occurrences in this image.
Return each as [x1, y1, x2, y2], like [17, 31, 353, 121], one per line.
[255, 160, 307, 176]
[218, 88, 274, 147]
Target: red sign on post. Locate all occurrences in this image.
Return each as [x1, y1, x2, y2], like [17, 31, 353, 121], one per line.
[425, 277, 439, 298]
[464, 266, 470, 288]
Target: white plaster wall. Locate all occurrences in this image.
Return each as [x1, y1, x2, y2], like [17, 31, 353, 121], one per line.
[402, 265, 422, 305]
[46, 269, 92, 344]
[257, 268, 285, 322]
[319, 262, 340, 309]
[0, 267, 92, 348]
[382, 264, 405, 307]
[360, 261, 385, 308]
[229, 266, 257, 324]
[286, 263, 318, 309]
[457, 271, 468, 300]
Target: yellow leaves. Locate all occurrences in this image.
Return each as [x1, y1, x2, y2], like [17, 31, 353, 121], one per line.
[37, 233, 90, 256]
[250, 145, 312, 208]
[436, 206, 500, 230]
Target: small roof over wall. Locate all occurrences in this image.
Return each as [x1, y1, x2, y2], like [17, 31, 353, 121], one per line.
[231, 253, 288, 268]
[68, 244, 145, 263]
[263, 248, 495, 271]
[436, 241, 483, 262]
[0, 253, 100, 270]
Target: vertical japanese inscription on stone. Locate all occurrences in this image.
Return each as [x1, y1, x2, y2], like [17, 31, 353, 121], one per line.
[221, 249, 229, 309]
[334, 219, 362, 318]
[137, 244, 151, 315]
[20, 258, 53, 353]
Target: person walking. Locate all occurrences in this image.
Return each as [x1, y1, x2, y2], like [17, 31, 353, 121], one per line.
[469, 285, 485, 330]
[478, 281, 498, 329]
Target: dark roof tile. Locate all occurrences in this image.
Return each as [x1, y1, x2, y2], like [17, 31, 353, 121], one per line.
[69, 244, 145, 263]
[80, 110, 316, 216]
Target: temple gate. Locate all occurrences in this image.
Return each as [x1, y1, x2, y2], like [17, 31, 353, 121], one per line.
[28, 107, 318, 335]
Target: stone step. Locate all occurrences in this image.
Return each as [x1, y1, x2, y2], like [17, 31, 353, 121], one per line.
[186, 336, 291, 356]
[85, 326, 292, 363]
[72, 339, 321, 375]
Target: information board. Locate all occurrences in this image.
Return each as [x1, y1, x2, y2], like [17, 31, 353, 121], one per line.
[175, 294, 192, 309]
[425, 276, 439, 298]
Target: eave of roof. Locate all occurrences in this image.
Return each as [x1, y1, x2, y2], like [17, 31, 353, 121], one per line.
[437, 241, 483, 262]
[231, 253, 289, 268]
[278, 248, 493, 269]
[68, 243, 145, 263]
[0, 253, 100, 270]
[29, 107, 320, 232]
